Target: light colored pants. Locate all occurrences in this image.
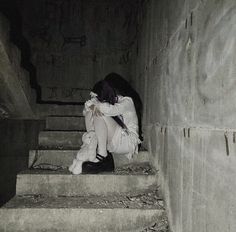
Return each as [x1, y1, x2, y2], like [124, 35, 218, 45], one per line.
[84, 111, 130, 156]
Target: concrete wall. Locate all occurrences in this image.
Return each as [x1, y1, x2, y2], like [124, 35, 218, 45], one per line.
[0, 120, 45, 206]
[19, 0, 138, 102]
[133, 0, 236, 231]
[0, 13, 36, 118]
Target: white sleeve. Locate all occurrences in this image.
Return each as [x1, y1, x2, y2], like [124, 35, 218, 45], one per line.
[96, 98, 132, 116]
[83, 98, 99, 116]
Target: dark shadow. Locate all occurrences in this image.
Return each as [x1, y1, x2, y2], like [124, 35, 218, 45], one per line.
[0, 120, 45, 207]
[0, 0, 42, 102]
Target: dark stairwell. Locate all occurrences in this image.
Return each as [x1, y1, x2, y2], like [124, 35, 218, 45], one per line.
[0, 0, 236, 232]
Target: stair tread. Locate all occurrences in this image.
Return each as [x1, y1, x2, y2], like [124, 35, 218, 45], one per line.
[16, 165, 158, 197]
[21, 163, 156, 176]
[28, 150, 150, 169]
[3, 189, 164, 210]
[40, 130, 85, 133]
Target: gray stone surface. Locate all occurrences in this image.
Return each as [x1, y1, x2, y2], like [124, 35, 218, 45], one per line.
[0, 207, 164, 232]
[4, 189, 163, 209]
[35, 104, 84, 119]
[46, 116, 86, 131]
[41, 88, 90, 103]
[132, 0, 236, 231]
[16, 170, 158, 196]
[114, 150, 150, 168]
[38, 131, 84, 149]
[28, 150, 77, 168]
[28, 150, 150, 169]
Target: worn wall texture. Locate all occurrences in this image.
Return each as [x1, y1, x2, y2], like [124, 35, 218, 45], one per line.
[19, 0, 139, 102]
[133, 0, 236, 231]
[0, 13, 36, 118]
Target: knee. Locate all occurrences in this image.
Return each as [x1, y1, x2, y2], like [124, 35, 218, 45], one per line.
[93, 115, 106, 123]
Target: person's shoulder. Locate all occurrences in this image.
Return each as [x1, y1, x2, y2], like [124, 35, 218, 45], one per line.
[118, 96, 134, 104]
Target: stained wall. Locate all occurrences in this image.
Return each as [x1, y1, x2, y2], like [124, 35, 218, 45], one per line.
[19, 0, 139, 102]
[133, 0, 236, 231]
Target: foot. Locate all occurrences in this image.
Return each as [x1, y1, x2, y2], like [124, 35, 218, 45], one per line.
[92, 153, 108, 163]
[82, 151, 114, 174]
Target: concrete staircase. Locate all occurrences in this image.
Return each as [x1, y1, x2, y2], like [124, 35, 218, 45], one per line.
[0, 114, 168, 232]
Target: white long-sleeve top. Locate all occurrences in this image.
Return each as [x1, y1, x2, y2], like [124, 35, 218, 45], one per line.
[83, 95, 141, 157]
[97, 96, 138, 135]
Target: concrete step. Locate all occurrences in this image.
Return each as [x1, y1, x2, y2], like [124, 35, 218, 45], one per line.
[41, 87, 90, 103]
[38, 131, 83, 149]
[28, 150, 150, 169]
[46, 116, 86, 131]
[16, 169, 158, 196]
[35, 104, 84, 119]
[0, 191, 165, 232]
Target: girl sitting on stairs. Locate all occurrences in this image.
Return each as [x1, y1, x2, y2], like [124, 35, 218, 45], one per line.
[72, 73, 143, 174]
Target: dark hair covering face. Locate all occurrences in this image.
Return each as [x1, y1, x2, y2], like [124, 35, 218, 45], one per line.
[104, 73, 143, 142]
[92, 80, 117, 105]
[92, 80, 127, 131]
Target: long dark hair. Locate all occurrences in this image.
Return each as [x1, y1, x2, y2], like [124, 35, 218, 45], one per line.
[104, 73, 143, 142]
[92, 80, 117, 105]
[92, 80, 126, 131]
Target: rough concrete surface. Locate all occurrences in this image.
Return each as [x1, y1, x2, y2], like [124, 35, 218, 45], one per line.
[18, 0, 138, 102]
[41, 88, 90, 103]
[0, 207, 164, 232]
[2, 0, 235, 231]
[46, 116, 86, 131]
[38, 131, 84, 149]
[16, 169, 158, 196]
[0, 188, 166, 232]
[35, 104, 84, 119]
[133, 0, 236, 231]
[28, 149, 150, 169]
[4, 189, 163, 209]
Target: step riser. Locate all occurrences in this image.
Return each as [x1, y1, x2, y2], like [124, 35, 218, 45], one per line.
[36, 104, 84, 118]
[28, 150, 150, 169]
[41, 87, 90, 103]
[38, 131, 83, 149]
[28, 150, 76, 168]
[0, 208, 164, 232]
[16, 174, 158, 196]
[46, 117, 86, 131]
